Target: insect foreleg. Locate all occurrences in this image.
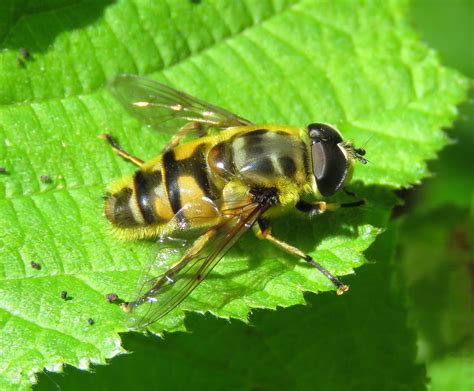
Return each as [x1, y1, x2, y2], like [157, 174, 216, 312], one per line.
[255, 219, 349, 295]
[100, 133, 144, 166]
[295, 199, 365, 217]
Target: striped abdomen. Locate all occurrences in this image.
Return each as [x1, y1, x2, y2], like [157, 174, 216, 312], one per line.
[104, 143, 218, 232]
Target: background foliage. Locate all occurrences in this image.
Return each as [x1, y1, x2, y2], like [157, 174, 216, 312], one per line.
[398, 1, 473, 390]
[0, 0, 470, 390]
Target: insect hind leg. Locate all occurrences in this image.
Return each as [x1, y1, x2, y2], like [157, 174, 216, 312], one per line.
[100, 133, 144, 166]
[121, 227, 217, 315]
[163, 122, 205, 153]
[256, 219, 349, 295]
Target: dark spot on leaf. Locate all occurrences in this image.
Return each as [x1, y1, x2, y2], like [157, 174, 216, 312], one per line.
[40, 175, 53, 183]
[19, 47, 30, 60]
[30, 261, 41, 270]
[105, 293, 119, 303]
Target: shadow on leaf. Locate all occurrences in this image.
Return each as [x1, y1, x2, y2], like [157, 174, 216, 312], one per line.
[1, 0, 116, 52]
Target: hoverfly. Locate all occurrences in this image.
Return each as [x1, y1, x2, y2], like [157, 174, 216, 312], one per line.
[103, 75, 367, 328]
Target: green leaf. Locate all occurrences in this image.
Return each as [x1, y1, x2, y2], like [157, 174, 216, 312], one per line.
[410, 0, 474, 211]
[399, 208, 473, 359]
[0, 0, 468, 389]
[403, 3, 474, 390]
[36, 226, 427, 391]
[398, 207, 473, 391]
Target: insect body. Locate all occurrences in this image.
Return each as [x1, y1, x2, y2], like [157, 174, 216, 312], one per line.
[103, 75, 367, 328]
[105, 125, 309, 237]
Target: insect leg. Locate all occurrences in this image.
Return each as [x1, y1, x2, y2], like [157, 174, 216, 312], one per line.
[256, 219, 349, 295]
[295, 199, 365, 216]
[122, 227, 217, 312]
[343, 188, 357, 198]
[163, 122, 205, 153]
[100, 133, 144, 166]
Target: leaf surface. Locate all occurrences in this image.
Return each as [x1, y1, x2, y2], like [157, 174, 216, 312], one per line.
[0, 0, 467, 388]
[37, 227, 428, 391]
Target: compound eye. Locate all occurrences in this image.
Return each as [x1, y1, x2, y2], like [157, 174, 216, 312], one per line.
[311, 141, 348, 197]
[307, 123, 343, 143]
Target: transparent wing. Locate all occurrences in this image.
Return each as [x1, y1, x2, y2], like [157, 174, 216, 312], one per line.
[109, 74, 252, 133]
[124, 199, 267, 329]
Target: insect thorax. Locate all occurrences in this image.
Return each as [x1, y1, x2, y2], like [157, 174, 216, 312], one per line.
[209, 128, 310, 186]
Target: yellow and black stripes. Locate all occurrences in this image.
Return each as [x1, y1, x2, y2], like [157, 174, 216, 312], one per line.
[105, 170, 165, 229]
[104, 125, 313, 235]
[163, 144, 217, 216]
[133, 170, 162, 224]
[104, 187, 136, 228]
[162, 150, 182, 215]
